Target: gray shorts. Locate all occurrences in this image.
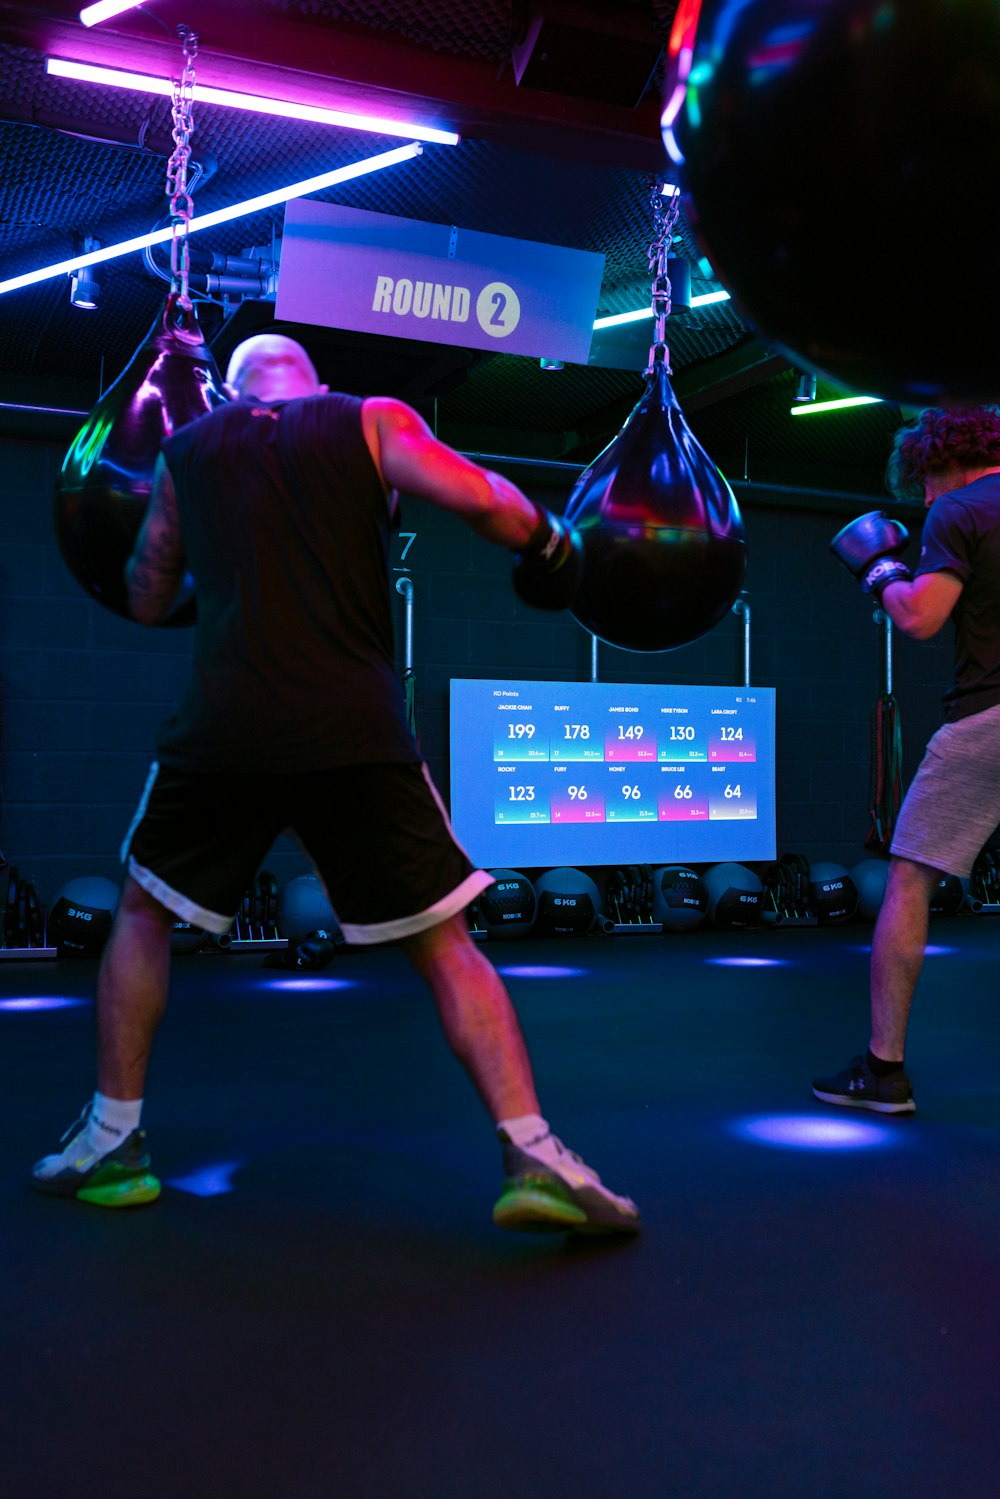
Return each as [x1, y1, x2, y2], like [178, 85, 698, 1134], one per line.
[890, 700, 1000, 877]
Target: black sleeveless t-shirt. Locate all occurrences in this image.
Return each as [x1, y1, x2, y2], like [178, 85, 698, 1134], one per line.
[156, 393, 418, 772]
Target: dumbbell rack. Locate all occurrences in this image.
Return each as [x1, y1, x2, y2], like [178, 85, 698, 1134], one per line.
[761, 853, 819, 927]
[0, 864, 56, 960]
[602, 866, 663, 935]
[971, 849, 1000, 914]
[219, 869, 287, 952]
[604, 916, 663, 935]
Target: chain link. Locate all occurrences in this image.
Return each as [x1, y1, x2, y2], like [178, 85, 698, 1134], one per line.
[166, 26, 199, 307]
[646, 174, 682, 376]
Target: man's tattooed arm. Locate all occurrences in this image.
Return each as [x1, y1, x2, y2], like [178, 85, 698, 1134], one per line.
[126, 455, 188, 625]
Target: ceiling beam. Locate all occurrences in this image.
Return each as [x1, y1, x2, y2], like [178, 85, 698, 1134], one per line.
[556, 338, 790, 461]
[0, 3, 665, 170]
[673, 338, 790, 410]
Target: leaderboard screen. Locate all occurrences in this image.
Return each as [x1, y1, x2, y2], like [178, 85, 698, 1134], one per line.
[449, 678, 776, 868]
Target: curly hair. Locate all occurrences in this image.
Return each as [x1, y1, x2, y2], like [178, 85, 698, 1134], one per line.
[886, 406, 1000, 502]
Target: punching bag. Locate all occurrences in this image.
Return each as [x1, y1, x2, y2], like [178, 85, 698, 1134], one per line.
[666, 0, 1000, 406]
[564, 357, 746, 652]
[54, 293, 227, 625]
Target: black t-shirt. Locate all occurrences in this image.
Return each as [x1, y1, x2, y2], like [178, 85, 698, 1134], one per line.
[156, 393, 419, 772]
[916, 472, 1000, 722]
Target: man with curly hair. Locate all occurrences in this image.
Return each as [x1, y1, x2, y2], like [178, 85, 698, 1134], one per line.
[814, 406, 1000, 1112]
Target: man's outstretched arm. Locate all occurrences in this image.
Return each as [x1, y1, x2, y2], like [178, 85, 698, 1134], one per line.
[362, 396, 540, 547]
[362, 396, 584, 611]
[879, 571, 963, 640]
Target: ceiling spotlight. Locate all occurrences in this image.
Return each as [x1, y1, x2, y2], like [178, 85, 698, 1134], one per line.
[69, 236, 101, 309]
[792, 372, 817, 403]
[539, 358, 564, 371]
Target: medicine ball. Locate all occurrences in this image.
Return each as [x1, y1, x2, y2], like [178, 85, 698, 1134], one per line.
[473, 869, 536, 939]
[808, 862, 858, 925]
[533, 867, 601, 936]
[849, 859, 890, 922]
[277, 875, 339, 943]
[701, 862, 763, 930]
[170, 920, 206, 955]
[929, 873, 965, 916]
[48, 875, 120, 956]
[651, 865, 709, 933]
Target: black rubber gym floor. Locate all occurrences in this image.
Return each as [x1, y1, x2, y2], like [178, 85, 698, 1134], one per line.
[3, 919, 1000, 1499]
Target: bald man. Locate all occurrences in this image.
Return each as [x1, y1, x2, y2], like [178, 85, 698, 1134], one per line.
[33, 334, 640, 1238]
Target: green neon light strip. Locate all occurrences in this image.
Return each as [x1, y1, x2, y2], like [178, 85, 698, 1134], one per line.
[790, 396, 883, 416]
[593, 290, 730, 330]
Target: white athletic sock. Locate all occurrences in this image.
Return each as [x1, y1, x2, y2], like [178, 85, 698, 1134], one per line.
[85, 1093, 143, 1155]
[496, 1113, 550, 1147]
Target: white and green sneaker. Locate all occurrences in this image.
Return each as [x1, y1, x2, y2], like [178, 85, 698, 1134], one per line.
[32, 1105, 161, 1207]
[493, 1127, 640, 1235]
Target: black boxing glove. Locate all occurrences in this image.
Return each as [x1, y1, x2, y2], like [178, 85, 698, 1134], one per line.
[511, 506, 585, 611]
[264, 928, 342, 971]
[830, 511, 912, 599]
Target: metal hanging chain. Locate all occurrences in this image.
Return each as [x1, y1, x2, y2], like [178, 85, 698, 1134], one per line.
[166, 26, 199, 307]
[646, 174, 682, 377]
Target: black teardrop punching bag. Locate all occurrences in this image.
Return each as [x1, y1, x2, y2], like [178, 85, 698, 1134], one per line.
[54, 293, 227, 625]
[666, 0, 1000, 406]
[564, 358, 747, 652]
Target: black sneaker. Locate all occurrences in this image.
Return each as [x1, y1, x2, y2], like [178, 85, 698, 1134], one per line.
[812, 1054, 915, 1114]
[492, 1127, 641, 1235]
[32, 1106, 161, 1207]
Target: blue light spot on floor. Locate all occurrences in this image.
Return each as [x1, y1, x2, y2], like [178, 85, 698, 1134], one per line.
[0, 996, 86, 1011]
[167, 1160, 243, 1196]
[706, 956, 787, 968]
[497, 966, 588, 979]
[265, 976, 357, 992]
[734, 1114, 896, 1151]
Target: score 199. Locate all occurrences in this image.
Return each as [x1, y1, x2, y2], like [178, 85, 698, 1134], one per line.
[506, 723, 594, 739]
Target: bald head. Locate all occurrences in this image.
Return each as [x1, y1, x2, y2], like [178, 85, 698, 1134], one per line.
[225, 334, 324, 402]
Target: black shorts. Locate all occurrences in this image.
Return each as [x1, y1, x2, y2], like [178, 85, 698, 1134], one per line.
[122, 760, 493, 944]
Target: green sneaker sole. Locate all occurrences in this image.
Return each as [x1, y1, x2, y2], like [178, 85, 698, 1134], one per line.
[493, 1185, 589, 1232]
[77, 1169, 162, 1208]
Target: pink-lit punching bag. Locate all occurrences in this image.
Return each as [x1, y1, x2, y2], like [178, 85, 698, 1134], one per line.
[54, 293, 227, 625]
[664, 0, 1000, 406]
[564, 355, 747, 652]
